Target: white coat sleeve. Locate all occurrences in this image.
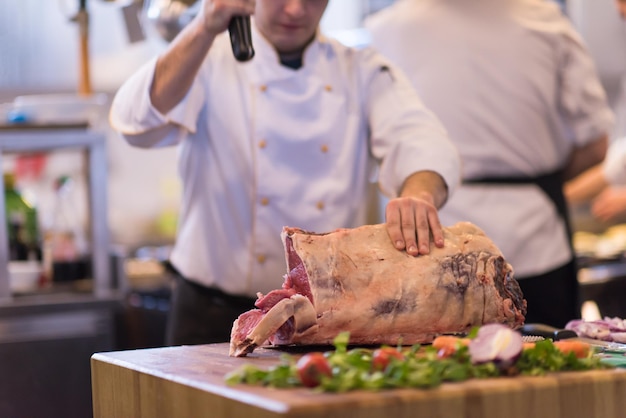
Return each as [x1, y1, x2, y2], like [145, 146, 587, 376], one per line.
[557, 26, 614, 146]
[109, 57, 209, 149]
[360, 48, 461, 199]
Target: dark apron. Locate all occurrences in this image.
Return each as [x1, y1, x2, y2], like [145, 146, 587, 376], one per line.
[464, 169, 574, 256]
[464, 169, 579, 327]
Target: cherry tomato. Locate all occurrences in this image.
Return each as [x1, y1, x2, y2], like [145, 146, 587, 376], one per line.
[372, 347, 405, 371]
[296, 352, 332, 387]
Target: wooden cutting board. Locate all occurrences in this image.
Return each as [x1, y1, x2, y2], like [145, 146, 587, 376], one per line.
[91, 343, 626, 418]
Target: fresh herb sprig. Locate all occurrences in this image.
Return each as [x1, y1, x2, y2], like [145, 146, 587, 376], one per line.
[516, 339, 608, 376]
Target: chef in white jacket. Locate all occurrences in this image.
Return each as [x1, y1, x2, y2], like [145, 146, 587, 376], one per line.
[564, 0, 626, 222]
[109, 0, 461, 345]
[366, 0, 614, 328]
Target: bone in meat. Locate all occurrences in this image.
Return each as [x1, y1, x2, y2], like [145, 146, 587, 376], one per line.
[230, 222, 527, 357]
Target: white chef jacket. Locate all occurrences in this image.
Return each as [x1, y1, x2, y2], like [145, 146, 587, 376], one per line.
[366, 0, 614, 278]
[109, 23, 461, 297]
[604, 137, 626, 186]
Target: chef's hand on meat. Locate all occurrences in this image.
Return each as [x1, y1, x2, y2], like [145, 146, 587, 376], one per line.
[386, 171, 449, 256]
[385, 195, 444, 256]
[199, 0, 255, 36]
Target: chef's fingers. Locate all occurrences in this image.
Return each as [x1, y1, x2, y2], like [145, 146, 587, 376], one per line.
[398, 198, 419, 256]
[385, 199, 408, 251]
[414, 207, 431, 255]
[209, 0, 256, 14]
[427, 209, 445, 249]
[201, 0, 256, 35]
[386, 197, 439, 256]
[413, 201, 444, 255]
[398, 197, 424, 256]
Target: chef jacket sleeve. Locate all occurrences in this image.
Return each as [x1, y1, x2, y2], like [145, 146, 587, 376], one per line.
[360, 48, 461, 199]
[109, 57, 209, 148]
[603, 137, 626, 186]
[558, 28, 614, 146]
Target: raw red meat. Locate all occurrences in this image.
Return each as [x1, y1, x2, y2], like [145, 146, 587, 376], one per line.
[230, 222, 527, 357]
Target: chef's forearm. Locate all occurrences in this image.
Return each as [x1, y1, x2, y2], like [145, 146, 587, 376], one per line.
[150, 17, 217, 114]
[399, 171, 449, 209]
[564, 164, 609, 204]
[562, 134, 608, 181]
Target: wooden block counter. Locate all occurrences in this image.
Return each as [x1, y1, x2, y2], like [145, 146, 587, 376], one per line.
[91, 343, 626, 418]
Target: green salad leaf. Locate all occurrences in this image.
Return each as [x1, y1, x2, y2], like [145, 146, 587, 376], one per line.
[516, 339, 607, 376]
[224, 331, 613, 392]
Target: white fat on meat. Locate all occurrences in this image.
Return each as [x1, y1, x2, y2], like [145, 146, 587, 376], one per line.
[229, 294, 318, 357]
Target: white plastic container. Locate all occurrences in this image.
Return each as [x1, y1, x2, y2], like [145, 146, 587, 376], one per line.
[9, 260, 42, 293]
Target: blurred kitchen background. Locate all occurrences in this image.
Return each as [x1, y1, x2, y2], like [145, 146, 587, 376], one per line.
[0, 0, 625, 417]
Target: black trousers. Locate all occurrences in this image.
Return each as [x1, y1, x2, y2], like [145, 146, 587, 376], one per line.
[165, 273, 257, 346]
[517, 258, 579, 329]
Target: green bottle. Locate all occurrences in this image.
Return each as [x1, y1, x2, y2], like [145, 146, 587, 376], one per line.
[4, 173, 40, 261]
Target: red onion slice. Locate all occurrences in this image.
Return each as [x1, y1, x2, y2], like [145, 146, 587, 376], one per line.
[469, 323, 523, 367]
[566, 316, 626, 342]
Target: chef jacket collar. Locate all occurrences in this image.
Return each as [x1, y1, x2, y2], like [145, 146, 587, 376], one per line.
[243, 19, 331, 85]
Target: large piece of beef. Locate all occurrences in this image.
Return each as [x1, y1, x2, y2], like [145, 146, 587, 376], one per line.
[230, 222, 526, 357]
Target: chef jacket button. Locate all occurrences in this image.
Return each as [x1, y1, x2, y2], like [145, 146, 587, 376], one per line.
[260, 197, 270, 206]
[259, 139, 267, 149]
[260, 85, 268, 92]
[316, 201, 325, 210]
[324, 85, 332, 92]
[257, 254, 266, 264]
[320, 144, 329, 153]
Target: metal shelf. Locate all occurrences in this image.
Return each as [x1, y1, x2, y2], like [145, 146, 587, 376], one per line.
[0, 128, 110, 301]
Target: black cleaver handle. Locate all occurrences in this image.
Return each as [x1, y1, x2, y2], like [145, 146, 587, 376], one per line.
[521, 323, 578, 341]
[228, 16, 255, 62]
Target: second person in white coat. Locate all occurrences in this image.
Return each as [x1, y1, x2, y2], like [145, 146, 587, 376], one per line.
[366, 0, 613, 327]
